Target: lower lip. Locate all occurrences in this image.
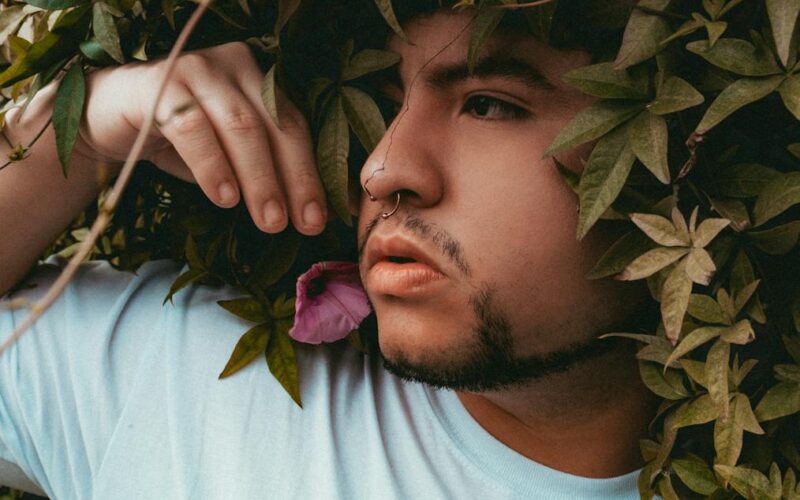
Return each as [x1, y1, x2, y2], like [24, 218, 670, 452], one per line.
[367, 261, 446, 296]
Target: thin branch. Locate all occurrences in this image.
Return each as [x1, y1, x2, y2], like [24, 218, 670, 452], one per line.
[0, 118, 53, 173]
[493, 0, 555, 10]
[0, 0, 212, 357]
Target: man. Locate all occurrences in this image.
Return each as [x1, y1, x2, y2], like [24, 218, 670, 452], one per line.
[0, 4, 655, 498]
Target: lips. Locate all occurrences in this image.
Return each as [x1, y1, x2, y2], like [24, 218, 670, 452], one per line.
[364, 235, 447, 297]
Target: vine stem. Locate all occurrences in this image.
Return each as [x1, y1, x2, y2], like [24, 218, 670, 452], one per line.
[0, 0, 211, 357]
[493, 0, 554, 9]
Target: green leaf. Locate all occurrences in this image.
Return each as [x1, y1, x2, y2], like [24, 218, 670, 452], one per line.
[734, 395, 765, 436]
[662, 260, 693, 344]
[25, 0, 87, 10]
[647, 76, 704, 115]
[779, 75, 800, 121]
[706, 338, 730, 420]
[714, 465, 774, 499]
[639, 361, 690, 400]
[665, 326, 724, 367]
[618, 247, 688, 281]
[53, 63, 86, 176]
[217, 298, 267, 323]
[545, 101, 643, 156]
[522, 1, 558, 42]
[260, 65, 280, 128]
[755, 382, 800, 421]
[92, 2, 124, 64]
[374, 0, 407, 41]
[710, 163, 782, 198]
[561, 62, 649, 99]
[614, 0, 672, 70]
[628, 111, 670, 184]
[266, 320, 301, 407]
[682, 359, 708, 387]
[704, 20, 728, 47]
[720, 319, 755, 345]
[341, 86, 386, 153]
[687, 294, 728, 324]
[575, 126, 637, 239]
[249, 230, 300, 289]
[753, 172, 800, 227]
[749, 221, 800, 255]
[219, 323, 271, 378]
[695, 76, 785, 134]
[766, 0, 800, 67]
[673, 395, 718, 429]
[686, 39, 781, 77]
[672, 455, 719, 495]
[631, 212, 687, 247]
[317, 96, 351, 224]
[163, 268, 207, 304]
[467, 8, 504, 72]
[553, 157, 580, 192]
[733, 280, 760, 315]
[587, 230, 655, 279]
[341, 49, 400, 81]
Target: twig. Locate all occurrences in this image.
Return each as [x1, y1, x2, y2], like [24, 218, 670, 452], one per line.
[493, 0, 554, 9]
[0, 0, 212, 357]
[0, 118, 53, 172]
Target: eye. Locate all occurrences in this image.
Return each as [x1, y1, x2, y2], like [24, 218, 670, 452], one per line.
[462, 95, 528, 121]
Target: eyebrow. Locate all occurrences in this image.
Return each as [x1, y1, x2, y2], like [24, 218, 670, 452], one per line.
[424, 55, 555, 91]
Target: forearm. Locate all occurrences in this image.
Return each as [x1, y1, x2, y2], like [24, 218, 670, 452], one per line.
[0, 84, 104, 296]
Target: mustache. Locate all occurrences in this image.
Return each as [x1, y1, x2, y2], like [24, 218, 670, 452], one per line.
[358, 211, 472, 278]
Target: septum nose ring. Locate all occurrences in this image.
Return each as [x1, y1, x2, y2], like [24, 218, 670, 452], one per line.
[363, 183, 401, 219]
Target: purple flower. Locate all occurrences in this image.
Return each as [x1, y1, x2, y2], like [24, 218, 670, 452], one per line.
[289, 261, 372, 344]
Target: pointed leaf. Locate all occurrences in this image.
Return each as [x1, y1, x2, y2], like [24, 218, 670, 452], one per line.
[695, 76, 785, 133]
[639, 361, 690, 399]
[587, 230, 655, 279]
[705, 21, 727, 46]
[774, 364, 800, 383]
[733, 393, 765, 434]
[545, 101, 643, 156]
[662, 260, 693, 343]
[266, 320, 301, 407]
[0, 6, 27, 47]
[685, 248, 716, 285]
[672, 455, 718, 495]
[260, 65, 280, 128]
[617, 247, 688, 281]
[217, 298, 267, 323]
[673, 394, 718, 429]
[734, 281, 760, 315]
[561, 62, 649, 99]
[629, 111, 670, 184]
[317, 96, 350, 224]
[647, 76, 704, 115]
[374, 0, 407, 41]
[341, 49, 400, 81]
[706, 338, 730, 420]
[53, 63, 87, 175]
[710, 163, 781, 198]
[749, 221, 800, 255]
[779, 74, 800, 121]
[614, 0, 672, 70]
[693, 217, 730, 248]
[275, 0, 300, 34]
[341, 86, 386, 153]
[755, 382, 800, 421]
[682, 359, 708, 387]
[163, 268, 207, 304]
[631, 212, 687, 247]
[92, 3, 124, 63]
[665, 326, 724, 366]
[714, 465, 773, 499]
[24, 0, 87, 9]
[789, 143, 800, 160]
[575, 125, 637, 239]
[686, 38, 781, 76]
[766, 0, 800, 67]
[219, 323, 271, 378]
[687, 294, 728, 324]
[753, 172, 800, 227]
[467, 8, 504, 71]
[721, 319, 755, 345]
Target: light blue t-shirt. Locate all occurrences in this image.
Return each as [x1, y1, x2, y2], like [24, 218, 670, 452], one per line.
[0, 260, 640, 499]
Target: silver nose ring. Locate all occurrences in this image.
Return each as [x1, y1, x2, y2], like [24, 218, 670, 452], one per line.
[381, 192, 401, 219]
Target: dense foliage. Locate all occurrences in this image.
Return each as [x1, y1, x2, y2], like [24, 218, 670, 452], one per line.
[1, 0, 800, 497]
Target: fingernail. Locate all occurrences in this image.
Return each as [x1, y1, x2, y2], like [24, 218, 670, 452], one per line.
[218, 182, 237, 205]
[262, 200, 286, 228]
[303, 201, 325, 227]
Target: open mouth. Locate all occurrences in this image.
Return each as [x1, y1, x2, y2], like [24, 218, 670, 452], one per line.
[386, 256, 417, 264]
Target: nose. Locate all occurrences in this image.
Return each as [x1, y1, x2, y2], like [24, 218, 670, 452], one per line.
[360, 101, 445, 211]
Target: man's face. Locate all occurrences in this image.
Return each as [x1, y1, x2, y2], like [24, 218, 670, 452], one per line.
[357, 10, 643, 391]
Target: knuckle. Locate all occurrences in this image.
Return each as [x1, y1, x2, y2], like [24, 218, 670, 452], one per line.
[221, 109, 264, 132]
[178, 52, 210, 74]
[169, 107, 208, 135]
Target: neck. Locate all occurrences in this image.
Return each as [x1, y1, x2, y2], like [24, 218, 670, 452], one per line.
[456, 343, 656, 478]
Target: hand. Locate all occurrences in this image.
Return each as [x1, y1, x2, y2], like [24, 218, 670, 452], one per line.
[76, 42, 327, 235]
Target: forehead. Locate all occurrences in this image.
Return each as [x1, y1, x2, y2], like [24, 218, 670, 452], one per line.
[386, 10, 591, 85]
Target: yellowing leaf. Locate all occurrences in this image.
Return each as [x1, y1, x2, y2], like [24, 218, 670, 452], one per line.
[341, 86, 386, 153]
[687, 294, 728, 324]
[374, 0, 407, 41]
[219, 323, 271, 378]
[629, 111, 670, 184]
[545, 101, 643, 156]
[617, 247, 688, 281]
[317, 96, 351, 224]
[614, 0, 672, 70]
[575, 125, 637, 239]
[631, 212, 688, 247]
[639, 361, 690, 400]
[714, 465, 774, 499]
[755, 381, 800, 421]
[260, 65, 280, 128]
[92, 2, 124, 64]
[720, 319, 755, 345]
[672, 455, 718, 495]
[753, 172, 800, 227]
[696, 76, 784, 134]
[766, 0, 800, 67]
[685, 248, 716, 286]
[661, 260, 693, 344]
[647, 76, 704, 115]
[706, 338, 731, 421]
[692, 217, 730, 248]
[665, 326, 724, 367]
[266, 320, 301, 407]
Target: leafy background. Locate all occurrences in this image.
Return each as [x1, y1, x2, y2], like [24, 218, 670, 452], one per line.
[1, 0, 800, 498]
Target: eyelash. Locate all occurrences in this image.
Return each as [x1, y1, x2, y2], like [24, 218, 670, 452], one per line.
[462, 95, 529, 121]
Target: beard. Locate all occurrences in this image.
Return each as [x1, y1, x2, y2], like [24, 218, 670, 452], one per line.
[377, 285, 622, 392]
